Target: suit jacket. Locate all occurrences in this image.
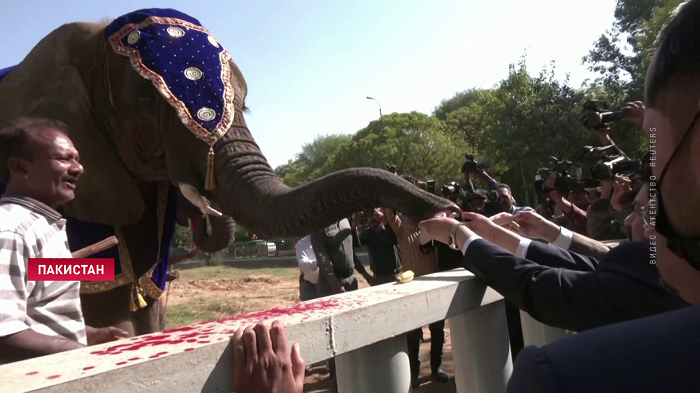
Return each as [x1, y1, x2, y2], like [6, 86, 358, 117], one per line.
[462, 239, 689, 332]
[567, 232, 613, 260]
[508, 305, 700, 393]
[310, 219, 358, 297]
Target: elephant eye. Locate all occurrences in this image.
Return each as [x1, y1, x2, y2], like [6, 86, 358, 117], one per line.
[137, 95, 160, 112]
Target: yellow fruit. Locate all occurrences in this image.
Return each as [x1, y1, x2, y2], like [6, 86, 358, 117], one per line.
[395, 270, 415, 284]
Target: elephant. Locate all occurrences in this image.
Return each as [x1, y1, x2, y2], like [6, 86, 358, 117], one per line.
[0, 8, 458, 336]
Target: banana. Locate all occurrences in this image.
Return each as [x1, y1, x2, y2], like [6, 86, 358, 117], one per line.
[395, 270, 415, 284]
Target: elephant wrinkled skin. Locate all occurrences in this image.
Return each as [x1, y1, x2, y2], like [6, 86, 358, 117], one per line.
[0, 12, 458, 334]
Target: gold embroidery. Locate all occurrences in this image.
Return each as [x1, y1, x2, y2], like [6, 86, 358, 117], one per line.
[140, 181, 170, 300]
[80, 229, 134, 294]
[106, 17, 234, 147]
[81, 182, 172, 302]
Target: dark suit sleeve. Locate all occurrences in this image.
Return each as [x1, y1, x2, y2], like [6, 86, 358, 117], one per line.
[463, 239, 616, 332]
[507, 346, 558, 393]
[526, 241, 599, 271]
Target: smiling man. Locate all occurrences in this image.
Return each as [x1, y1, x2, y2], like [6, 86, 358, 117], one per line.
[0, 118, 127, 364]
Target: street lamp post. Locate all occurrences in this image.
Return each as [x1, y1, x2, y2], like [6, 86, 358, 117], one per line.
[366, 96, 382, 118]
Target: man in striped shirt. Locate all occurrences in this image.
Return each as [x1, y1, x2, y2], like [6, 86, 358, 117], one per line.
[0, 118, 127, 364]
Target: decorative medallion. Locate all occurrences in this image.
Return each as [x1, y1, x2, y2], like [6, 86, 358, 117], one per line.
[104, 8, 235, 146]
[184, 67, 203, 81]
[197, 107, 216, 121]
[127, 30, 141, 44]
[167, 26, 185, 38]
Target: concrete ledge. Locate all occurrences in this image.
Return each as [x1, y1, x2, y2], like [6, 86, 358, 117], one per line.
[2, 269, 502, 393]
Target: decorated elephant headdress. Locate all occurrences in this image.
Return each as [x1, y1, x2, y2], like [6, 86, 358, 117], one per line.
[104, 8, 234, 190]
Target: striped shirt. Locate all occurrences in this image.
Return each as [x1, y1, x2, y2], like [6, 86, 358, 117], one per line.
[0, 194, 87, 346]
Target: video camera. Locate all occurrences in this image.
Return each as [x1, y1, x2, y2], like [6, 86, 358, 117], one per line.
[535, 156, 582, 195]
[426, 179, 437, 195]
[581, 100, 626, 130]
[441, 181, 461, 203]
[483, 190, 508, 216]
[579, 145, 642, 181]
[461, 154, 490, 174]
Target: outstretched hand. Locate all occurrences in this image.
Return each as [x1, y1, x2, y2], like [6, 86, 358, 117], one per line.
[622, 101, 645, 128]
[512, 211, 560, 241]
[233, 321, 305, 393]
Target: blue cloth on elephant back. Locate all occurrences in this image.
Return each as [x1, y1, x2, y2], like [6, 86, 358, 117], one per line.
[0, 65, 16, 85]
[104, 8, 234, 147]
[152, 185, 179, 291]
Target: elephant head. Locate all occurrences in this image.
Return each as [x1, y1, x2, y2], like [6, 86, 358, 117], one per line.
[0, 9, 458, 238]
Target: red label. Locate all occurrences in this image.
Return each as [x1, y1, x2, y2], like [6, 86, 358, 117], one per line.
[27, 259, 115, 281]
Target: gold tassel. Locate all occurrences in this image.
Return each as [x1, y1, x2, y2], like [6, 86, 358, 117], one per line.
[205, 147, 216, 191]
[130, 284, 148, 311]
[137, 290, 147, 308]
[129, 286, 138, 312]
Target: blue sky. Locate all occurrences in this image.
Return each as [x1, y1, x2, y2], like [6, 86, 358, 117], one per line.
[0, 0, 618, 168]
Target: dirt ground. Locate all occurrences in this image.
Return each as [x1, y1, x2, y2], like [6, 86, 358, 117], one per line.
[164, 264, 456, 392]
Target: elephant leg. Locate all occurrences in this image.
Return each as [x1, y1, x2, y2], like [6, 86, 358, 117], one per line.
[80, 285, 135, 336]
[132, 296, 162, 335]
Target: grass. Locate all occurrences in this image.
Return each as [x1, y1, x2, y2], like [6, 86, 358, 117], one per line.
[177, 265, 299, 280]
[165, 296, 243, 329]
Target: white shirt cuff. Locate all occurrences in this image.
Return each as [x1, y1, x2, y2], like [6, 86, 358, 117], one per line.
[515, 238, 532, 259]
[550, 226, 574, 250]
[461, 234, 483, 255]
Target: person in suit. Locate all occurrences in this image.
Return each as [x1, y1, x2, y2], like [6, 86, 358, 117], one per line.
[414, 181, 688, 333]
[310, 218, 360, 297]
[507, 304, 700, 393]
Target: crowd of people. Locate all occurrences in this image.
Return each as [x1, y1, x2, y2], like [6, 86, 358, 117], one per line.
[3, 1, 700, 392]
[268, 1, 700, 392]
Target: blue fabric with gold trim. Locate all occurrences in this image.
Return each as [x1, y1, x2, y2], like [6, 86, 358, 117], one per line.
[153, 185, 179, 291]
[0, 65, 16, 84]
[104, 8, 234, 146]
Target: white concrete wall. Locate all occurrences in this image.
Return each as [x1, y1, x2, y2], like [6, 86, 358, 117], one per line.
[2, 270, 504, 393]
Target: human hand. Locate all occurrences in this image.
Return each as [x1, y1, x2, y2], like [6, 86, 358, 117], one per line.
[233, 321, 305, 393]
[352, 212, 365, 227]
[461, 212, 499, 241]
[513, 211, 560, 241]
[544, 172, 558, 190]
[86, 326, 129, 345]
[417, 216, 477, 247]
[622, 101, 645, 127]
[600, 179, 614, 199]
[610, 176, 633, 212]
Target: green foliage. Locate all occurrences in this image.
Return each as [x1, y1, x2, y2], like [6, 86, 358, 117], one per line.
[274, 0, 677, 208]
[335, 112, 468, 184]
[173, 225, 193, 248]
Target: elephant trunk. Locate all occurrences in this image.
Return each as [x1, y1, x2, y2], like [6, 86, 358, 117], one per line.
[176, 193, 235, 253]
[212, 135, 459, 237]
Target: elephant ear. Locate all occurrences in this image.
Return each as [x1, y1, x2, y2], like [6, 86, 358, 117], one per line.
[0, 22, 145, 226]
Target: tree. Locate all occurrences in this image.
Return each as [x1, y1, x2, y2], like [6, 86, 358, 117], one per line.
[275, 134, 351, 186]
[173, 225, 193, 248]
[334, 112, 469, 184]
[433, 88, 491, 121]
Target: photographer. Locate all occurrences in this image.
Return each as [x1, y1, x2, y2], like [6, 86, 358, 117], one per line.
[414, 176, 688, 333]
[495, 184, 534, 215]
[464, 189, 488, 213]
[543, 172, 589, 235]
[462, 167, 499, 194]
